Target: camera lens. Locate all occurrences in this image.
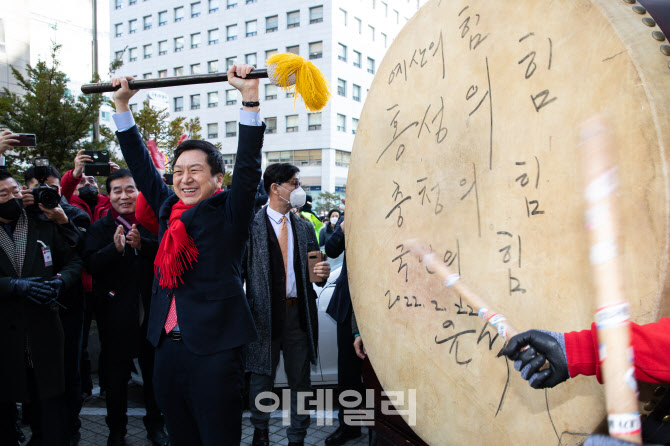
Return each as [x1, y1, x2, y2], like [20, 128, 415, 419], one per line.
[36, 187, 61, 209]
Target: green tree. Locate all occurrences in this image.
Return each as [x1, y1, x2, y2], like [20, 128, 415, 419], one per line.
[0, 43, 105, 176]
[314, 191, 342, 215]
[183, 117, 202, 140]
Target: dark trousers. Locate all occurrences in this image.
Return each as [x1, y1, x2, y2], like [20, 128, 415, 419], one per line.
[153, 336, 243, 446]
[20, 367, 68, 446]
[59, 305, 84, 438]
[336, 310, 363, 427]
[100, 339, 162, 433]
[249, 304, 311, 442]
[80, 291, 94, 395]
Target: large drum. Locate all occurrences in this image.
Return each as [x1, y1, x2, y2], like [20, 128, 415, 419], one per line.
[346, 0, 670, 444]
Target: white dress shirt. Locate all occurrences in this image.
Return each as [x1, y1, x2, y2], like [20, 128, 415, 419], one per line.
[266, 206, 297, 298]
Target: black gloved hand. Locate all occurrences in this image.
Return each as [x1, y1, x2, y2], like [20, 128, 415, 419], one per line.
[43, 277, 64, 301]
[10, 277, 57, 304]
[498, 329, 569, 389]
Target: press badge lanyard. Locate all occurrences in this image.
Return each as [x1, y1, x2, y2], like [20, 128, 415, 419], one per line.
[37, 240, 52, 267]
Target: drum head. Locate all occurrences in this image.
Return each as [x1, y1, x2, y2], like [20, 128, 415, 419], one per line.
[346, 0, 670, 444]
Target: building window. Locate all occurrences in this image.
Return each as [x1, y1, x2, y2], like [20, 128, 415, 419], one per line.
[286, 45, 299, 55]
[222, 153, 237, 166]
[336, 150, 351, 167]
[265, 49, 278, 63]
[174, 36, 184, 52]
[208, 60, 218, 73]
[286, 115, 299, 133]
[337, 79, 346, 97]
[114, 23, 122, 37]
[226, 24, 237, 41]
[265, 15, 278, 33]
[209, 0, 219, 13]
[208, 28, 219, 44]
[143, 15, 152, 30]
[158, 40, 167, 55]
[353, 50, 362, 68]
[191, 94, 200, 110]
[225, 89, 237, 105]
[115, 50, 124, 61]
[265, 117, 277, 134]
[191, 2, 201, 17]
[353, 84, 361, 102]
[142, 73, 152, 79]
[226, 57, 236, 69]
[355, 17, 362, 34]
[191, 33, 201, 48]
[143, 44, 152, 59]
[158, 10, 167, 26]
[129, 0, 136, 5]
[207, 123, 218, 139]
[208, 92, 218, 107]
[129, 104, 138, 114]
[394, 9, 399, 24]
[246, 0, 256, 3]
[174, 6, 184, 21]
[352, 118, 359, 134]
[309, 41, 322, 60]
[190, 63, 201, 74]
[129, 19, 137, 34]
[158, 70, 167, 78]
[287, 10, 300, 29]
[128, 47, 137, 62]
[174, 66, 184, 76]
[339, 8, 347, 26]
[369, 25, 375, 41]
[309, 6, 323, 24]
[308, 113, 322, 131]
[225, 121, 237, 137]
[174, 97, 183, 111]
[337, 114, 346, 132]
[265, 84, 277, 100]
[246, 20, 257, 37]
[367, 57, 375, 74]
[227, 0, 237, 8]
[114, 0, 122, 10]
[382, 1, 388, 16]
[337, 43, 347, 62]
[245, 53, 257, 66]
[382, 33, 387, 48]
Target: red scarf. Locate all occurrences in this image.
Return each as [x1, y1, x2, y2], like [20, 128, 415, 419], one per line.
[154, 190, 221, 288]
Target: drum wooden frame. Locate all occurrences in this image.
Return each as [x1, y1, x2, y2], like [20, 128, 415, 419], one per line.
[346, 0, 670, 444]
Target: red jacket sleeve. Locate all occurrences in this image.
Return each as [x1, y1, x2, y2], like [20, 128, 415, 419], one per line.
[61, 169, 79, 202]
[564, 317, 670, 384]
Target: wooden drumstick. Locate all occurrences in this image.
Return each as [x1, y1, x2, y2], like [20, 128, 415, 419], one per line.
[81, 53, 331, 112]
[579, 116, 641, 444]
[406, 238, 519, 340]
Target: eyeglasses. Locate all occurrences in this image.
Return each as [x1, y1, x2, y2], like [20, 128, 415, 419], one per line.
[79, 176, 98, 186]
[282, 180, 302, 188]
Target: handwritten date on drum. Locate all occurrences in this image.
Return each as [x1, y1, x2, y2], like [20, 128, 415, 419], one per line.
[388, 32, 445, 85]
[517, 33, 557, 113]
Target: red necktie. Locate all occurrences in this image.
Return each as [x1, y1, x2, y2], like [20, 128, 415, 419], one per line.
[164, 293, 178, 333]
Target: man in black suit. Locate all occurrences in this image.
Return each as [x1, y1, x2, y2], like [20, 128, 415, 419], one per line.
[110, 64, 263, 445]
[324, 215, 364, 445]
[0, 171, 83, 446]
[83, 169, 166, 446]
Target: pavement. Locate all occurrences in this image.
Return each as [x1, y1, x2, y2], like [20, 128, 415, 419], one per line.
[18, 379, 370, 446]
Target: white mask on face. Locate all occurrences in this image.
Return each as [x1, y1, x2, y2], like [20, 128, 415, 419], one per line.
[330, 217, 339, 225]
[279, 185, 307, 209]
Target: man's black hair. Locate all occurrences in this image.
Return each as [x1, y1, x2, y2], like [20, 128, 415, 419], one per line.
[172, 139, 225, 176]
[106, 169, 134, 192]
[263, 163, 300, 195]
[0, 171, 14, 183]
[24, 165, 61, 185]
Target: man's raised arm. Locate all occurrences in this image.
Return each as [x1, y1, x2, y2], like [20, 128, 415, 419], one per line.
[111, 76, 173, 216]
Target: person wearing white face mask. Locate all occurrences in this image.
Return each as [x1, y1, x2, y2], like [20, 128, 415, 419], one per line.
[319, 209, 341, 248]
[244, 163, 331, 446]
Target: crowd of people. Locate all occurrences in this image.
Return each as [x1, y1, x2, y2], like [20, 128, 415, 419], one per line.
[2, 64, 669, 446]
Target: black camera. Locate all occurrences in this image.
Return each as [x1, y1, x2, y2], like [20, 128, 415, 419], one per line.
[31, 157, 60, 209]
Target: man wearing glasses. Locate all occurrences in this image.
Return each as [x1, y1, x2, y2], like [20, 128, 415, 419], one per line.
[245, 163, 331, 446]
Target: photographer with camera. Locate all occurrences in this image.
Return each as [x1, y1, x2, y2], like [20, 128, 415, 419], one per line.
[22, 161, 91, 446]
[0, 170, 83, 446]
[82, 169, 167, 446]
